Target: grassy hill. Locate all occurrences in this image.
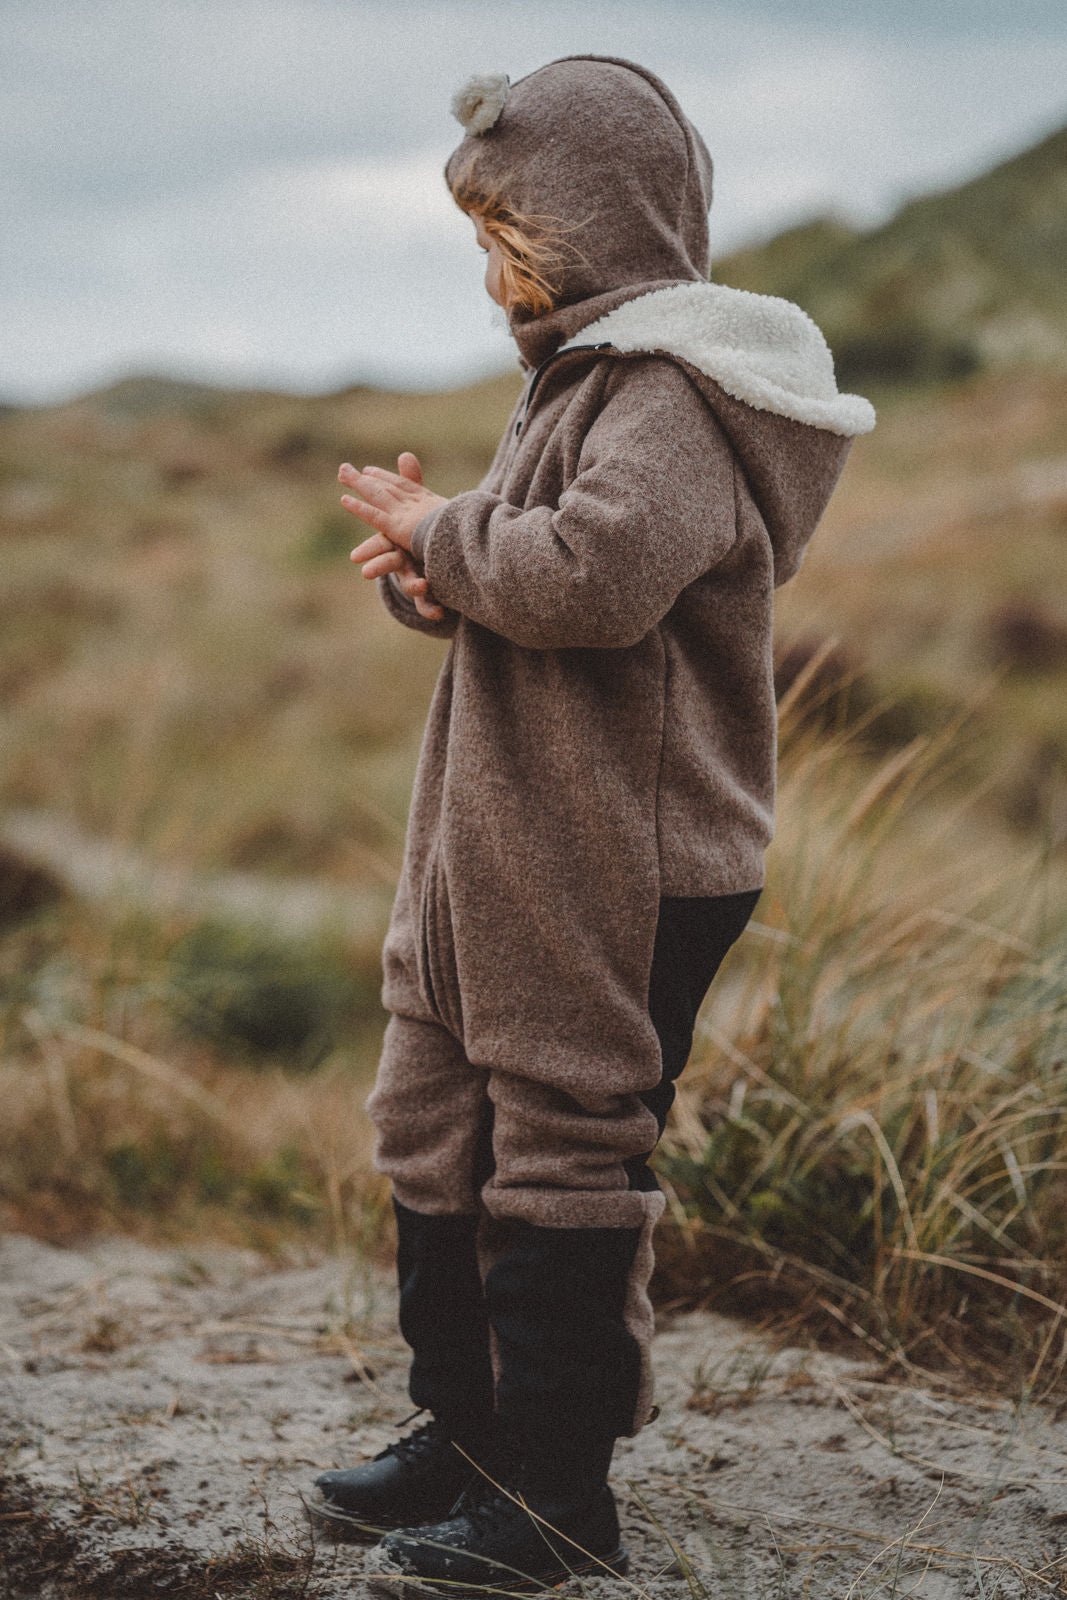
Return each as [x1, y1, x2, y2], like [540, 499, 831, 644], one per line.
[712, 118, 1067, 387]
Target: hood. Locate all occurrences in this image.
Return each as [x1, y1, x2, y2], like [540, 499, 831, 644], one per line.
[444, 55, 875, 586]
[559, 281, 876, 437]
[443, 53, 716, 369]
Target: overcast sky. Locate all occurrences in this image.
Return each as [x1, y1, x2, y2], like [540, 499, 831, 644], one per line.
[4, 0, 1066, 406]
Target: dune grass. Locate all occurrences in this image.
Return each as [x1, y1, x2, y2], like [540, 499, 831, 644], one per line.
[1, 363, 1065, 1400]
[2, 647, 1064, 1402]
[656, 646, 1067, 1398]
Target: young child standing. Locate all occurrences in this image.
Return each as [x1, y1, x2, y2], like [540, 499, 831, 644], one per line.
[309, 53, 875, 1595]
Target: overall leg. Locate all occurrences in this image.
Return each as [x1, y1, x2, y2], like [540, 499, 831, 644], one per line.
[312, 1011, 498, 1537]
[484, 887, 764, 1473]
[365, 893, 761, 1591]
[367, 1075, 653, 1591]
[365, 1009, 497, 1433]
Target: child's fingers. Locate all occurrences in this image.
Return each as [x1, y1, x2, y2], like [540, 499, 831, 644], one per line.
[339, 466, 404, 517]
[341, 492, 396, 535]
[347, 462, 415, 497]
[349, 531, 394, 560]
[398, 571, 428, 597]
[390, 558, 442, 616]
[359, 548, 404, 580]
[412, 581, 445, 618]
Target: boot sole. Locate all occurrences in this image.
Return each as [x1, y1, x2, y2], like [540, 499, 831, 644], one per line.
[304, 1492, 434, 1545]
[364, 1543, 630, 1597]
[305, 1495, 387, 1544]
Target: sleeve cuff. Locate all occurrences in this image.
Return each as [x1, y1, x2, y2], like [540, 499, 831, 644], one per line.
[410, 502, 446, 565]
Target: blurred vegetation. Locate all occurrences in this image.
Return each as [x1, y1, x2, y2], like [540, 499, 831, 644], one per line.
[0, 893, 391, 1254]
[712, 119, 1067, 388]
[167, 919, 377, 1067]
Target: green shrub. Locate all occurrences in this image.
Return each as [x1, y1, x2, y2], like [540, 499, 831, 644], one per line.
[297, 509, 353, 567]
[166, 918, 375, 1068]
[103, 1131, 319, 1223]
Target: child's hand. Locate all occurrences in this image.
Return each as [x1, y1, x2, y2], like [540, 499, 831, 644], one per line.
[341, 452, 449, 620]
[340, 451, 448, 558]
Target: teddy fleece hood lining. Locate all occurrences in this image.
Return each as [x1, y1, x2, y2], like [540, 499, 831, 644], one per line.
[552, 280, 876, 439]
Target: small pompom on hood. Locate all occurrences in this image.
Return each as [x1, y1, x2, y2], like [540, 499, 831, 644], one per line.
[451, 72, 510, 136]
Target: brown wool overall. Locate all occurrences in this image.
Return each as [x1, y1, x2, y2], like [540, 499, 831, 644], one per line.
[364, 55, 876, 1456]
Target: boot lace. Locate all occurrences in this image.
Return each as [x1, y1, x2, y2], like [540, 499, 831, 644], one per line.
[373, 1409, 448, 1466]
[451, 1436, 524, 1535]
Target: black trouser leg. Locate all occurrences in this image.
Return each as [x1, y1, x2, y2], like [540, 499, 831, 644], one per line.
[625, 889, 762, 1191]
[483, 1220, 642, 1489]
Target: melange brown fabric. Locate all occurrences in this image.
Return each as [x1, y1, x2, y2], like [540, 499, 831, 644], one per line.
[366, 55, 876, 1436]
[366, 1010, 667, 1435]
[444, 55, 716, 371]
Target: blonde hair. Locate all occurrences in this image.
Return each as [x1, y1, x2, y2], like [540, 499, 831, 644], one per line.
[449, 170, 589, 316]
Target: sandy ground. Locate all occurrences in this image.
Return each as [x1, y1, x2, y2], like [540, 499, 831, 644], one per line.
[1, 1232, 1065, 1600]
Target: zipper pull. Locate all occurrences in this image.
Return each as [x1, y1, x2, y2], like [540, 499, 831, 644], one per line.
[513, 343, 609, 439]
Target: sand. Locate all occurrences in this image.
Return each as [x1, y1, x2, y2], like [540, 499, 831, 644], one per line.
[1, 1231, 1064, 1598]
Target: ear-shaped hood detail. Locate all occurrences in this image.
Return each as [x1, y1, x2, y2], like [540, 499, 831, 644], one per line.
[558, 280, 876, 438]
[451, 72, 510, 135]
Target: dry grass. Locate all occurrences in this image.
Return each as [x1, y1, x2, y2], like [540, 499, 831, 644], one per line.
[0, 900, 393, 1256]
[1, 363, 1065, 877]
[1, 363, 1065, 1404]
[2, 655, 1063, 1405]
[656, 646, 1067, 1399]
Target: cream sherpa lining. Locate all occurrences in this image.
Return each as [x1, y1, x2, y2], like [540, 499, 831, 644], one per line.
[558, 280, 877, 438]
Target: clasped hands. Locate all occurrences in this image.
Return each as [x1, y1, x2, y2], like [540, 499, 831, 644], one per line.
[340, 452, 450, 621]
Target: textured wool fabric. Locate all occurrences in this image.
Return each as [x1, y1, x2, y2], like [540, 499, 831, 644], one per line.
[367, 54, 875, 1438]
[381, 340, 868, 1095]
[444, 54, 716, 371]
[369, 893, 761, 1438]
[366, 1009, 668, 1435]
[377, 57, 873, 1093]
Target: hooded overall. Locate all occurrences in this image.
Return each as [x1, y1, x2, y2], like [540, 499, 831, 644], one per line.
[365, 55, 875, 1459]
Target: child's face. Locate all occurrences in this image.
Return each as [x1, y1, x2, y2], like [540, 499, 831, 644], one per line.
[472, 214, 506, 309]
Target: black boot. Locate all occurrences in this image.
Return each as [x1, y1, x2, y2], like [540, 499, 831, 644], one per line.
[364, 1432, 627, 1595]
[308, 1410, 503, 1544]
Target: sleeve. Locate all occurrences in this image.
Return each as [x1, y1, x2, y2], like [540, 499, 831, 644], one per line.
[376, 570, 461, 640]
[409, 358, 739, 651]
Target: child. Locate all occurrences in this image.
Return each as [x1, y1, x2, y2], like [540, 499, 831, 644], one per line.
[309, 54, 875, 1594]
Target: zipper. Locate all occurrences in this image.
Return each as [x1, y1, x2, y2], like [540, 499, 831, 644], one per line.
[514, 342, 614, 436]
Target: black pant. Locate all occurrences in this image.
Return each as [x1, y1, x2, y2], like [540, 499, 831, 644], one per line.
[394, 888, 761, 1458]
